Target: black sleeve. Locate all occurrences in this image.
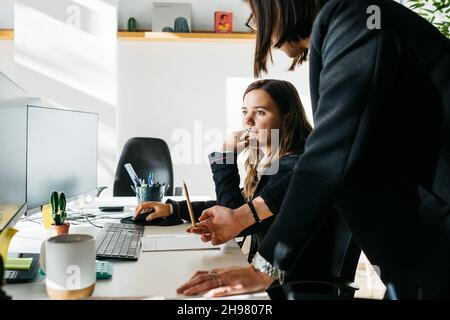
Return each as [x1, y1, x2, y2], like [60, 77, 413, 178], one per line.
[258, 165, 297, 215]
[239, 162, 298, 236]
[209, 152, 246, 209]
[166, 199, 217, 222]
[258, 0, 400, 272]
[238, 216, 274, 237]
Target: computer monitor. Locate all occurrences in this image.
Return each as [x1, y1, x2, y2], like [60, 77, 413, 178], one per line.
[0, 72, 28, 234]
[26, 106, 98, 210]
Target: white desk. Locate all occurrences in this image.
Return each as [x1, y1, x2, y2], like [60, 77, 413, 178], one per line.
[4, 197, 268, 300]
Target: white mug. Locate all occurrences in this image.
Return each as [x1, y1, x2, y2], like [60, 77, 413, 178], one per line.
[40, 234, 96, 299]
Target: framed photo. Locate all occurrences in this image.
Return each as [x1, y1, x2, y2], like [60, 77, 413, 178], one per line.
[215, 11, 233, 33]
[153, 2, 192, 33]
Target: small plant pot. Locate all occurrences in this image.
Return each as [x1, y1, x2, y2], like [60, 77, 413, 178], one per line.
[51, 222, 70, 236]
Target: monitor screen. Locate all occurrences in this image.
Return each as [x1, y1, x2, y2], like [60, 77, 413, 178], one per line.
[27, 106, 98, 210]
[0, 73, 28, 233]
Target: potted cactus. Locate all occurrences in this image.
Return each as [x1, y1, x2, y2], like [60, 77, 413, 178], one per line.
[50, 191, 70, 235]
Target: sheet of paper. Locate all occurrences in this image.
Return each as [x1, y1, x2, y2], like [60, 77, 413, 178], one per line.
[0, 227, 18, 263]
[141, 234, 220, 252]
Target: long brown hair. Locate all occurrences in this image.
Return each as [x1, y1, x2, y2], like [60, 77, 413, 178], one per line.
[243, 79, 312, 200]
[248, 0, 327, 77]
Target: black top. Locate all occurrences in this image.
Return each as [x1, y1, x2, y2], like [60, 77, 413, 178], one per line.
[258, 0, 450, 298]
[167, 151, 300, 261]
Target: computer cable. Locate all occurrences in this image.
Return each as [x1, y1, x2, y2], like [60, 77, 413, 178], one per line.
[85, 217, 103, 228]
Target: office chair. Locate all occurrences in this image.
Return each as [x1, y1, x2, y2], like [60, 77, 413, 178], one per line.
[267, 211, 361, 300]
[114, 137, 174, 197]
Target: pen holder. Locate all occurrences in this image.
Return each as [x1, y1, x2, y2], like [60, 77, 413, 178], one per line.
[136, 184, 166, 203]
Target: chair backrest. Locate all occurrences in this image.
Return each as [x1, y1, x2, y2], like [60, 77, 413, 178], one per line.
[114, 137, 174, 197]
[268, 210, 361, 300]
[287, 210, 361, 282]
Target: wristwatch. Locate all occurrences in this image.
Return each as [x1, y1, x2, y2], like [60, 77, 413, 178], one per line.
[251, 252, 285, 284]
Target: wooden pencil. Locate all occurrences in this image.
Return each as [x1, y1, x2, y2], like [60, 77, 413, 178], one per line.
[182, 181, 196, 227]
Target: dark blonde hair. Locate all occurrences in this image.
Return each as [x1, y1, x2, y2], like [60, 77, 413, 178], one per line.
[243, 79, 312, 200]
[248, 0, 326, 77]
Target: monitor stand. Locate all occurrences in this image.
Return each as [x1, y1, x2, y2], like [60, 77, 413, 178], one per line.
[4, 253, 40, 284]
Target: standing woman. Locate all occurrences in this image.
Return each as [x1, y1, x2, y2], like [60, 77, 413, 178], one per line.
[178, 0, 450, 299]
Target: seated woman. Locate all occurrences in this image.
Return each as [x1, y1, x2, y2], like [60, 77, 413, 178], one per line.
[134, 79, 312, 262]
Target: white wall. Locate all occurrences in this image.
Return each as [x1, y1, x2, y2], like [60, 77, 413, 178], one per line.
[0, 0, 15, 29]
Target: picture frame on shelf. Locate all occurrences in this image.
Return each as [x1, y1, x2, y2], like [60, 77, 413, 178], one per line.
[152, 2, 192, 33]
[214, 11, 233, 33]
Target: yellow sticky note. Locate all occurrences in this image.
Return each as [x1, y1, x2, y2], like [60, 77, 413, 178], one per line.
[5, 257, 33, 271]
[41, 204, 54, 230]
[0, 227, 18, 263]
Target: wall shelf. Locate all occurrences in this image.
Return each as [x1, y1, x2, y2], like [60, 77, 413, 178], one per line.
[0, 30, 14, 40]
[118, 31, 255, 42]
[0, 30, 255, 42]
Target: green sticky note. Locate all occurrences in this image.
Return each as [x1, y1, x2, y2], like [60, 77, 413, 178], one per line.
[5, 257, 33, 271]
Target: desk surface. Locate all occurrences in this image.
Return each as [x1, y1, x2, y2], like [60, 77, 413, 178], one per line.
[4, 197, 268, 300]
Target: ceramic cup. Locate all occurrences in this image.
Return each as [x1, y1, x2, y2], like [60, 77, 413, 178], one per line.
[40, 234, 96, 299]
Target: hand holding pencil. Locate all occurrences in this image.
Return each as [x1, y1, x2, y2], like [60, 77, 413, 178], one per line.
[186, 205, 244, 245]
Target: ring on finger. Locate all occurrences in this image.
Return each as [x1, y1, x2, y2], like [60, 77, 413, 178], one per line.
[208, 271, 216, 280]
[217, 278, 222, 287]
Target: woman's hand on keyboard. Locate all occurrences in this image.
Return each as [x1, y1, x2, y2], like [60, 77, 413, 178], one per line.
[134, 202, 170, 221]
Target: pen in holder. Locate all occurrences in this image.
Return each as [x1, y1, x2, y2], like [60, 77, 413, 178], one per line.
[134, 184, 166, 203]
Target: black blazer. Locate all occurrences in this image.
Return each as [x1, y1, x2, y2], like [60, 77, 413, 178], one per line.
[258, 0, 450, 299]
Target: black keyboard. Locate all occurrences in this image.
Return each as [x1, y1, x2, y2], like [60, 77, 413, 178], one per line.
[96, 223, 144, 260]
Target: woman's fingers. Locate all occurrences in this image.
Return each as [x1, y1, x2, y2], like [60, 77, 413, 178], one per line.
[187, 226, 210, 234]
[240, 129, 250, 140]
[200, 233, 212, 242]
[199, 208, 214, 222]
[211, 236, 226, 246]
[146, 211, 163, 221]
[135, 203, 152, 217]
[189, 270, 209, 281]
[183, 280, 218, 296]
[177, 273, 212, 293]
[204, 286, 233, 298]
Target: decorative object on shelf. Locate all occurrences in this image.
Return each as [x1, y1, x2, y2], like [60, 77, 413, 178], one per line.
[174, 17, 190, 32]
[215, 11, 233, 33]
[50, 191, 70, 235]
[153, 2, 192, 33]
[407, 0, 449, 38]
[127, 17, 138, 32]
